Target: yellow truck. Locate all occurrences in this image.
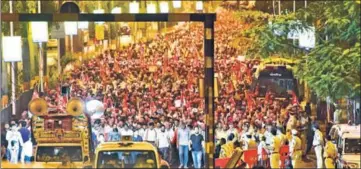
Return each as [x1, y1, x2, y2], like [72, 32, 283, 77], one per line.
[84, 136, 170, 169]
[1, 98, 93, 168]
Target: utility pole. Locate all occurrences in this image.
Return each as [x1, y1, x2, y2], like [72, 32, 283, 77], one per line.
[10, 0, 16, 115]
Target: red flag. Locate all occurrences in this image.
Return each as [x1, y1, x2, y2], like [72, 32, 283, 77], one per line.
[291, 91, 299, 105]
[227, 81, 234, 93]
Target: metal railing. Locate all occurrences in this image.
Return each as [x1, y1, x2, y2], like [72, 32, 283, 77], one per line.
[1, 89, 33, 124]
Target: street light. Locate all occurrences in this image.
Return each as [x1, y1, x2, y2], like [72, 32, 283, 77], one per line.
[31, 22, 48, 93]
[64, 22, 78, 54]
[111, 7, 122, 14]
[173, 1, 181, 8]
[160, 2, 169, 13]
[147, 3, 156, 13]
[129, 1, 139, 14]
[2, 36, 22, 115]
[196, 1, 203, 11]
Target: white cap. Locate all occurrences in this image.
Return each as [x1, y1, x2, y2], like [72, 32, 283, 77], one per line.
[291, 129, 298, 135]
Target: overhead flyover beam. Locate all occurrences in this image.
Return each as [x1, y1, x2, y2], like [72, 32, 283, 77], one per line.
[1, 13, 216, 22]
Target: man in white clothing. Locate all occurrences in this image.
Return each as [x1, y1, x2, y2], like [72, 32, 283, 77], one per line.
[120, 124, 134, 137]
[157, 125, 170, 162]
[6, 124, 24, 164]
[144, 122, 157, 147]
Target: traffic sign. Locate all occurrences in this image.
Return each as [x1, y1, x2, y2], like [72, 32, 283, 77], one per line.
[51, 23, 65, 39]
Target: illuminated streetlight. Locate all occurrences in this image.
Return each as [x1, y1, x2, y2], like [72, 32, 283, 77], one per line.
[111, 7, 122, 14]
[2, 37, 22, 62]
[160, 2, 169, 13]
[64, 22, 78, 54]
[147, 3, 156, 13]
[173, 1, 181, 8]
[196, 1, 203, 11]
[129, 1, 139, 14]
[31, 22, 48, 93]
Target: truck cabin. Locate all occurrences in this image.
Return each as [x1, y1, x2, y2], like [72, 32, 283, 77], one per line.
[254, 64, 298, 99]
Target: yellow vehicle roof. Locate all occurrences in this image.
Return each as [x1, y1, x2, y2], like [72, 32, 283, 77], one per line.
[96, 141, 157, 152]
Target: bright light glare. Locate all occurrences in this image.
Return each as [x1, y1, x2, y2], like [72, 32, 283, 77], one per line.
[147, 3, 156, 13]
[64, 22, 78, 35]
[196, 1, 203, 11]
[86, 100, 103, 112]
[173, 1, 181, 8]
[129, 1, 139, 14]
[160, 2, 169, 13]
[31, 22, 49, 43]
[111, 7, 122, 14]
[2, 36, 22, 62]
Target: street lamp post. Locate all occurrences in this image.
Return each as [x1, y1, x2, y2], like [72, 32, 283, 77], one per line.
[9, 0, 16, 115]
[31, 22, 49, 93]
[2, 36, 22, 116]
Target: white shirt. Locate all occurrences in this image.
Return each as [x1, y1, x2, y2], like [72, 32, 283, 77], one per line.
[313, 129, 324, 146]
[6, 130, 23, 149]
[138, 128, 145, 140]
[23, 141, 33, 157]
[145, 129, 157, 142]
[104, 125, 113, 134]
[167, 128, 175, 141]
[121, 129, 134, 137]
[258, 141, 266, 157]
[157, 131, 170, 148]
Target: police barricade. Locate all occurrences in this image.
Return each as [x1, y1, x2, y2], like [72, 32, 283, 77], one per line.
[215, 157, 231, 169]
[280, 145, 290, 168]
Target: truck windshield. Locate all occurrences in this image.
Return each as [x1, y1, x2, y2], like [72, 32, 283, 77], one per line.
[344, 138, 361, 154]
[36, 146, 82, 162]
[97, 150, 157, 168]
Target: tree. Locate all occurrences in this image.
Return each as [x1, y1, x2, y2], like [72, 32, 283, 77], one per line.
[243, 1, 360, 102]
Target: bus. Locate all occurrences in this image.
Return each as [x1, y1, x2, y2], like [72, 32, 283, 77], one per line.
[253, 58, 299, 100]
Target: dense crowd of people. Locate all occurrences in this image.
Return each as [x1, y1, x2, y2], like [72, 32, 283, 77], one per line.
[0, 7, 333, 169]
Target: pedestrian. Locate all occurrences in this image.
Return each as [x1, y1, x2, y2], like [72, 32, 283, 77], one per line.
[144, 122, 157, 147]
[323, 135, 337, 168]
[6, 124, 23, 164]
[290, 129, 302, 168]
[257, 136, 266, 166]
[18, 121, 31, 163]
[190, 126, 204, 169]
[312, 123, 324, 168]
[157, 125, 170, 161]
[177, 123, 190, 168]
[108, 128, 121, 141]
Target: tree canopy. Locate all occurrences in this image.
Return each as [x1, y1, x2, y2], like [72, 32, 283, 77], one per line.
[242, 1, 360, 101]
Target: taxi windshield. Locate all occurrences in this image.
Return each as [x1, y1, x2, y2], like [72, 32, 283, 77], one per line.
[36, 146, 82, 162]
[344, 138, 361, 154]
[97, 150, 157, 168]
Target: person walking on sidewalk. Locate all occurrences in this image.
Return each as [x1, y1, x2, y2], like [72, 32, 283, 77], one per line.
[189, 126, 204, 169]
